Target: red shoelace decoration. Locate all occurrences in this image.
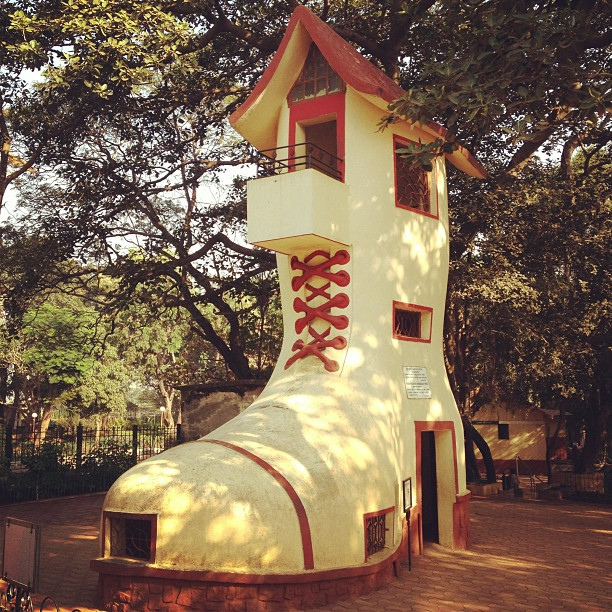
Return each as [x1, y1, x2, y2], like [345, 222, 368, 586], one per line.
[285, 249, 350, 372]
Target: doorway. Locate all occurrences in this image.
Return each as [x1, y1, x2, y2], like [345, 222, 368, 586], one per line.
[421, 431, 439, 543]
[303, 120, 338, 178]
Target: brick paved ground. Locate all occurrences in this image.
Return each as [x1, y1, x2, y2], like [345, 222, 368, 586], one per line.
[0, 493, 610, 611]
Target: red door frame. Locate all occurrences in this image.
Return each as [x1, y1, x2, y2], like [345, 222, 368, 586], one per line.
[289, 92, 346, 181]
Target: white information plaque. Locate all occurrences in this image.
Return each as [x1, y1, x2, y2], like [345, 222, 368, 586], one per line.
[403, 366, 431, 399]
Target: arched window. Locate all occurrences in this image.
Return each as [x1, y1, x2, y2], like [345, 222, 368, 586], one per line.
[289, 45, 343, 104]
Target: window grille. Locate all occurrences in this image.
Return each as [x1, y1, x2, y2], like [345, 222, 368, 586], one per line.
[395, 150, 430, 212]
[394, 309, 421, 339]
[109, 517, 152, 561]
[289, 45, 343, 104]
[365, 513, 387, 557]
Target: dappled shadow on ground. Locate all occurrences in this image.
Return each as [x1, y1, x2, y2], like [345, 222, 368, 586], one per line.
[318, 496, 612, 612]
[0, 493, 104, 611]
[0, 492, 610, 611]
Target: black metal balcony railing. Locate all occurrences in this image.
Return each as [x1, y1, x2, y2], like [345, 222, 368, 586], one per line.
[256, 142, 343, 181]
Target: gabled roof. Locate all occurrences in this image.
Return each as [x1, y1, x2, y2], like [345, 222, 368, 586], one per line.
[229, 6, 487, 179]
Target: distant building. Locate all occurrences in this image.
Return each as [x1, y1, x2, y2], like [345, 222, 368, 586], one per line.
[473, 403, 567, 475]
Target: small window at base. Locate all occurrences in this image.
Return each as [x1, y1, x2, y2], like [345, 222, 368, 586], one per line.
[109, 516, 153, 561]
[363, 507, 394, 561]
[498, 423, 510, 440]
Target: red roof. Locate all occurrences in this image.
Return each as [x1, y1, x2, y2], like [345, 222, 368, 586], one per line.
[230, 6, 487, 179]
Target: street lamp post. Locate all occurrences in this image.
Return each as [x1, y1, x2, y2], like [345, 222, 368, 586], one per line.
[31, 412, 38, 443]
[159, 406, 166, 428]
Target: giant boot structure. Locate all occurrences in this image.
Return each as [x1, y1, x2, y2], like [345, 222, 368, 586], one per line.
[92, 7, 487, 610]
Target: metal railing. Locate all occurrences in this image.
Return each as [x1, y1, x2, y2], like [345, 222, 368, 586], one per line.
[1, 580, 80, 611]
[0, 425, 183, 505]
[515, 455, 546, 499]
[256, 142, 343, 180]
[551, 471, 605, 495]
[1, 424, 181, 467]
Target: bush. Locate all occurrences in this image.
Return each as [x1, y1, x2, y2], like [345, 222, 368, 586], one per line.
[81, 439, 134, 473]
[21, 441, 73, 474]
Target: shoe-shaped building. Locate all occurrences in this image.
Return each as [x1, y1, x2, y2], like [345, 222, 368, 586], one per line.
[92, 6, 486, 610]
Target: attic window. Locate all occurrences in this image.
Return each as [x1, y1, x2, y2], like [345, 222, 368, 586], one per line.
[394, 138, 433, 215]
[289, 45, 343, 104]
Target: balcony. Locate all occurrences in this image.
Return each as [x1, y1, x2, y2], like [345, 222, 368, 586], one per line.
[256, 142, 343, 181]
[247, 150, 350, 254]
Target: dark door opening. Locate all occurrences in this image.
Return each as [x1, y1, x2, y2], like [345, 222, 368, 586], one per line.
[421, 431, 439, 543]
[304, 120, 338, 178]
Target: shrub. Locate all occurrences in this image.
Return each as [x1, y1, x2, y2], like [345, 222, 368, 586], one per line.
[21, 441, 72, 474]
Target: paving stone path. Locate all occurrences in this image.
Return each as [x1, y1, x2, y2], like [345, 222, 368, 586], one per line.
[0, 493, 610, 611]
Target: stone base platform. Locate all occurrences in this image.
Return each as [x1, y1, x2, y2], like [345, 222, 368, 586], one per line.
[94, 567, 399, 611]
[467, 482, 501, 497]
[91, 541, 408, 612]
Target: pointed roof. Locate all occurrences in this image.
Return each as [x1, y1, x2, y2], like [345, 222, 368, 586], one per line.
[229, 6, 487, 179]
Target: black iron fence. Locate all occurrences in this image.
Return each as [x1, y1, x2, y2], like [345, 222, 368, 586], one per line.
[0, 425, 183, 505]
[551, 470, 605, 494]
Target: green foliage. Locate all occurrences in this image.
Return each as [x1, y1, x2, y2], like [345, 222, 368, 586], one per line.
[387, 0, 611, 174]
[21, 441, 72, 474]
[9, 0, 195, 98]
[80, 439, 134, 474]
[62, 353, 129, 418]
[1, 0, 609, 468]
[395, 138, 458, 172]
[22, 297, 97, 386]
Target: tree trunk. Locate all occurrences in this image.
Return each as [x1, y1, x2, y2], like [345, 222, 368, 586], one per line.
[94, 414, 101, 444]
[575, 390, 608, 473]
[0, 366, 7, 406]
[464, 436, 480, 483]
[463, 417, 496, 483]
[545, 410, 564, 483]
[156, 355, 176, 427]
[40, 403, 54, 440]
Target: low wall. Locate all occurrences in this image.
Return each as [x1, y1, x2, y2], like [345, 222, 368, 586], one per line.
[180, 384, 266, 441]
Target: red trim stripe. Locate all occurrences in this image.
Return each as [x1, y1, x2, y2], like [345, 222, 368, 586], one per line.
[203, 439, 315, 570]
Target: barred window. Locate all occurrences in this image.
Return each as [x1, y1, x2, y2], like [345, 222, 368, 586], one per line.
[394, 139, 432, 213]
[109, 515, 154, 561]
[365, 514, 387, 557]
[364, 507, 394, 560]
[393, 302, 432, 343]
[395, 309, 421, 339]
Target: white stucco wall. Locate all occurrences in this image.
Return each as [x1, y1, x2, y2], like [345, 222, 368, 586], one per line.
[102, 77, 468, 575]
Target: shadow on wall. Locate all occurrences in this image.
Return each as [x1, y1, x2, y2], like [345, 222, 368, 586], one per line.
[110, 375, 407, 572]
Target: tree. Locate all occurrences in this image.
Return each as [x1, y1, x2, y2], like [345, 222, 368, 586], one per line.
[19, 292, 98, 434]
[61, 345, 129, 430]
[0, 226, 77, 427]
[384, 0, 610, 474]
[385, 0, 611, 177]
[3, 1, 610, 469]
